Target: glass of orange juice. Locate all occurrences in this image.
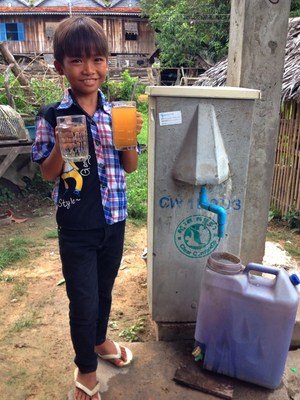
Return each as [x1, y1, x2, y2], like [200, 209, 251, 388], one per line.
[111, 101, 137, 150]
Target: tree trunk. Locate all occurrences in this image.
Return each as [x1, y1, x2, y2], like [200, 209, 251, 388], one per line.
[0, 42, 35, 101]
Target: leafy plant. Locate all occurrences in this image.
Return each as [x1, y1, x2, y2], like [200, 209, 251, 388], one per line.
[103, 69, 146, 102]
[0, 74, 31, 112]
[0, 184, 15, 204]
[287, 207, 300, 233]
[0, 72, 64, 121]
[136, 98, 148, 114]
[24, 169, 54, 200]
[119, 319, 145, 342]
[268, 207, 281, 222]
[30, 78, 63, 108]
[108, 320, 119, 331]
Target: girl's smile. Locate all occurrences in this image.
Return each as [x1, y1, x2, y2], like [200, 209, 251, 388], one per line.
[54, 53, 108, 98]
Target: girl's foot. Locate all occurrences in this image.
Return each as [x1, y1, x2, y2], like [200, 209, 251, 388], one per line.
[74, 368, 100, 400]
[95, 340, 132, 367]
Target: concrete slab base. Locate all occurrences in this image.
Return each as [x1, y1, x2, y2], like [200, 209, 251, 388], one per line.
[154, 321, 196, 341]
[154, 317, 300, 349]
[67, 341, 295, 400]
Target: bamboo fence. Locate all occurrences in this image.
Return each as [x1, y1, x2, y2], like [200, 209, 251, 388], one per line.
[271, 100, 300, 216]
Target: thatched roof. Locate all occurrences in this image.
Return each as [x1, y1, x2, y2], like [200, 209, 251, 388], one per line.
[194, 17, 300, 103]
[194, 59, 227, 88]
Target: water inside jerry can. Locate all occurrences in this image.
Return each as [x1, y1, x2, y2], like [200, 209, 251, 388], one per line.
[194, 251, 299, 389]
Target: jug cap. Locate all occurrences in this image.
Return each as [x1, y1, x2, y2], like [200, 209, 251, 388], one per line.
[207, 252, 243, 275]
[290, 274, 300, 286]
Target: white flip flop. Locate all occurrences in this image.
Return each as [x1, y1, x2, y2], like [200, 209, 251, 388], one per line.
[97, 341, 133, 367]
[74, 368, 101, 399]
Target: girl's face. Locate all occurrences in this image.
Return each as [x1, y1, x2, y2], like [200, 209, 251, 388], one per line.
[54, 52, 108, 98]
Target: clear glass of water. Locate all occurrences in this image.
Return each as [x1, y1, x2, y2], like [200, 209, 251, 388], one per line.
[56, 115, 88, 162]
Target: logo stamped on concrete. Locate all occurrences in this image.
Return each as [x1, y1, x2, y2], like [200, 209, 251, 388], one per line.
[174, 215, 220, 258]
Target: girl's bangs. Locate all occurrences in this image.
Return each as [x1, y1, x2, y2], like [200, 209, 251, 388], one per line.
[64, 28, 107, 58]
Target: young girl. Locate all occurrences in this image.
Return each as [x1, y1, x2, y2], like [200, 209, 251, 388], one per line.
[32, 15, 143, 400]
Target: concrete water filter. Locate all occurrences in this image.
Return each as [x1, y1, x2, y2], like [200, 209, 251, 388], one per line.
[146, 86, 260, 339]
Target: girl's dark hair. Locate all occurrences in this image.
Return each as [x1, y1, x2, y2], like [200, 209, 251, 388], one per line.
[53, 16, 109, 64]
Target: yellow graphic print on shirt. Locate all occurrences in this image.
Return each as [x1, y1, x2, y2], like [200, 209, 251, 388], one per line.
[61, 161, 83, 198]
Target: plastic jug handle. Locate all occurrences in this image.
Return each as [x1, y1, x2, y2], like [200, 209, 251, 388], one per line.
[244, 262, 279, 276]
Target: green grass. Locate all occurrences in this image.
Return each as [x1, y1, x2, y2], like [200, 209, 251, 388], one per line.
[284, 242, 300, 260]
[0, 236, 30, 272]
[126, 112, 148, 222]
[10, 281, 28, 300]
[0, 275, 14, 282]
[267, 227, 300, 262]
[44, 229, 58, 239]
[10, 311, 37, 333]
[266, 230, 290, 242]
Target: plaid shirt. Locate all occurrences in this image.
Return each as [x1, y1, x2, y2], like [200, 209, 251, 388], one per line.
[32, 90, 129, 225]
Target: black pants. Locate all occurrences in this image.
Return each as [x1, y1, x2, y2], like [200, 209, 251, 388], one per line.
[58, 220, 125, 373]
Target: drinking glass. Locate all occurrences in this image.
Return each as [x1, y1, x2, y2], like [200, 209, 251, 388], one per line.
[111, 101, 137, 150]
[56, 115, 88, 162]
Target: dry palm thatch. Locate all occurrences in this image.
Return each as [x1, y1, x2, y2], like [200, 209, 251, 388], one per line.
[282, 17, 300, 103]
[194, 17, 300, 103]
[194, 58, 227, 87]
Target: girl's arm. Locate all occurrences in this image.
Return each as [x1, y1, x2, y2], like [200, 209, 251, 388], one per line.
[40, 129, 64, 181]
[121, 149, 138, 173]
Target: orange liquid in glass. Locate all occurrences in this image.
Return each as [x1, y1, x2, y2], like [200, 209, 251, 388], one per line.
[112, 106, 137, 148]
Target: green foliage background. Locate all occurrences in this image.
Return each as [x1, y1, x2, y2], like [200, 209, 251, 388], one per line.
[290, 0, 300, 17]
[140, 0, 231, 66]
[140, 0, 300, 68]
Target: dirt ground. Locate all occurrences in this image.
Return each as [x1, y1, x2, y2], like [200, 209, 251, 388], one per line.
[0, 195, 299, 399]
[0, 196, 154, 399]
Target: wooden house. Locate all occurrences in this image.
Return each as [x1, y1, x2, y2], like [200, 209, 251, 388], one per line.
[0, 0, 156, 68]
[193, 18, 300, 217]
